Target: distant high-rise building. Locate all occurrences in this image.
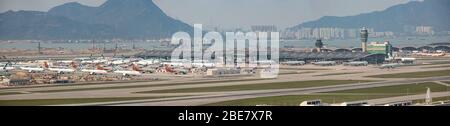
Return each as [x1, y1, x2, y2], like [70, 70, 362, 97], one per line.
[360, 27, 369, 52]
[415, 26, 434, 35]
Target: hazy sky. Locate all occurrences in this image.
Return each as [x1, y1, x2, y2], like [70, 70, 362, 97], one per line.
[0, 0, 420, 29]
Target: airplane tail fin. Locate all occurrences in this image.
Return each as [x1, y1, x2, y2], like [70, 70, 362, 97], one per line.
[43, 62, 49, 69]
[165, 64, 174, 73]
[70, 62, 78, 69]
[96, 64, 105, 70]
[132, 64, 142, 71]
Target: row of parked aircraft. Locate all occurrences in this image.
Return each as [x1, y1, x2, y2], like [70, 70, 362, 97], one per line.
[2, 56, 417, 75]
[413, 52, 446, 57]
[1, 57, 218, 76]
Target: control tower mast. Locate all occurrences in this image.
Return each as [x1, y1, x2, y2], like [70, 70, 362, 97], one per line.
[360, 27, 369, 52]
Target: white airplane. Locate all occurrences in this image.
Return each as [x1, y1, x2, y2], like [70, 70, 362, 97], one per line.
[401, 58, 416, 62]
[40, 61, 76, 74]
[1, 67, 15, 71]
[415, 52, 446, 57]
[282, 61, 306, 66]
[48, 67, 75, 74]
[80, 60, 94, 64]
[55, 60, 74, 64]
[313, 61, 337, 66]
[136, 59, 157, 65]
[400, 58, 416, 64]
[162, 64, 189, 75]
[113, 64, 143, 76]
[257, 60, 276, 64]
[162, 62, 185, 67]
[344, 61, 368, 66]
[74, 57, 91, 61]
[380, 63, 401, 69]
[20, 66, 45, 73]
[17, 61, 47, 73]
[114, 70, 142, 76]
[1, 62, 15, 71]
[80, 64, 108, 75]
[191, 62, 215, 68]
[81, 69, 108, 75]
[81, 59, 108, 64]
[111, 59, 131, 65]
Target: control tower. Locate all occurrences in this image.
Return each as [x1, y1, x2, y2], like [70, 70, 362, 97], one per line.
[360, 27, 369, 52]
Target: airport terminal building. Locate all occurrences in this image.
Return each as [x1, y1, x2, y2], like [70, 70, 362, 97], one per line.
[135, 49, 388, 64]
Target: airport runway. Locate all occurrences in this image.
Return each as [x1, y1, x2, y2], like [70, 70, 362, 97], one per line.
[60, 76, 450, 106]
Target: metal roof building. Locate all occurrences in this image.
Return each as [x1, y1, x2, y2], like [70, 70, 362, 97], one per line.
[136, 50, 386, 64]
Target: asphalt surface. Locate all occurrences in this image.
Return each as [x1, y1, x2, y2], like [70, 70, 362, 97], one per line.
[1, 61, 450, 106]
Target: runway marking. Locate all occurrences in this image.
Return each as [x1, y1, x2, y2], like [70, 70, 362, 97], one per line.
[78, 77, 450, 106]
[434, 81, 450, 86]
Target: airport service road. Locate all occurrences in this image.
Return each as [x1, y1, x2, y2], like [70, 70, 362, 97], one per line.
[63, 76, 450, 106]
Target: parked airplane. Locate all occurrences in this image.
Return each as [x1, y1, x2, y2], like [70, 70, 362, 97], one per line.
[18, 61, 47, 73]
[414, 52, 446, 57]
[191, 62, 215, 68]
[136, 59, 159, 65]
[163, 59, 190, 66]
[55, 60, 74, 64]
[400, 58, 416, 64]
[43, 62, 76, 74]
[313, 61, 337, 66]
[81, 69, 108, 75]
[114, 64, 143, 76]
[20, 66, 45, 73]
[114, 70, 142, 76]
[1, 62, 15, 71]
[164, 64, 188, 75]
[281, 61, 306, 66]
[344, 61, 368, 66]
[111, 59, 131, 65]
[380, 63, 401, 69]
[162, 62, 185, 67]
[401, 58, 416, 61]
[48, 67, 75, 74]
[81, 59, 108, 64]
[80, 64, 108, 75]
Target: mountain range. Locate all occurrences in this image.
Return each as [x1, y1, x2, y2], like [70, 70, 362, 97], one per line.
[1, 0, 449, 40]
[0, 0, 192, 40]
[289, 0, 450, 32]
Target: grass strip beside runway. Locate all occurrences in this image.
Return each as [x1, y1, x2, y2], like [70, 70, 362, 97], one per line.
[205, 82, 447, 106]
[137, 80, 373, 94]
[368, 69, 450, 78]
